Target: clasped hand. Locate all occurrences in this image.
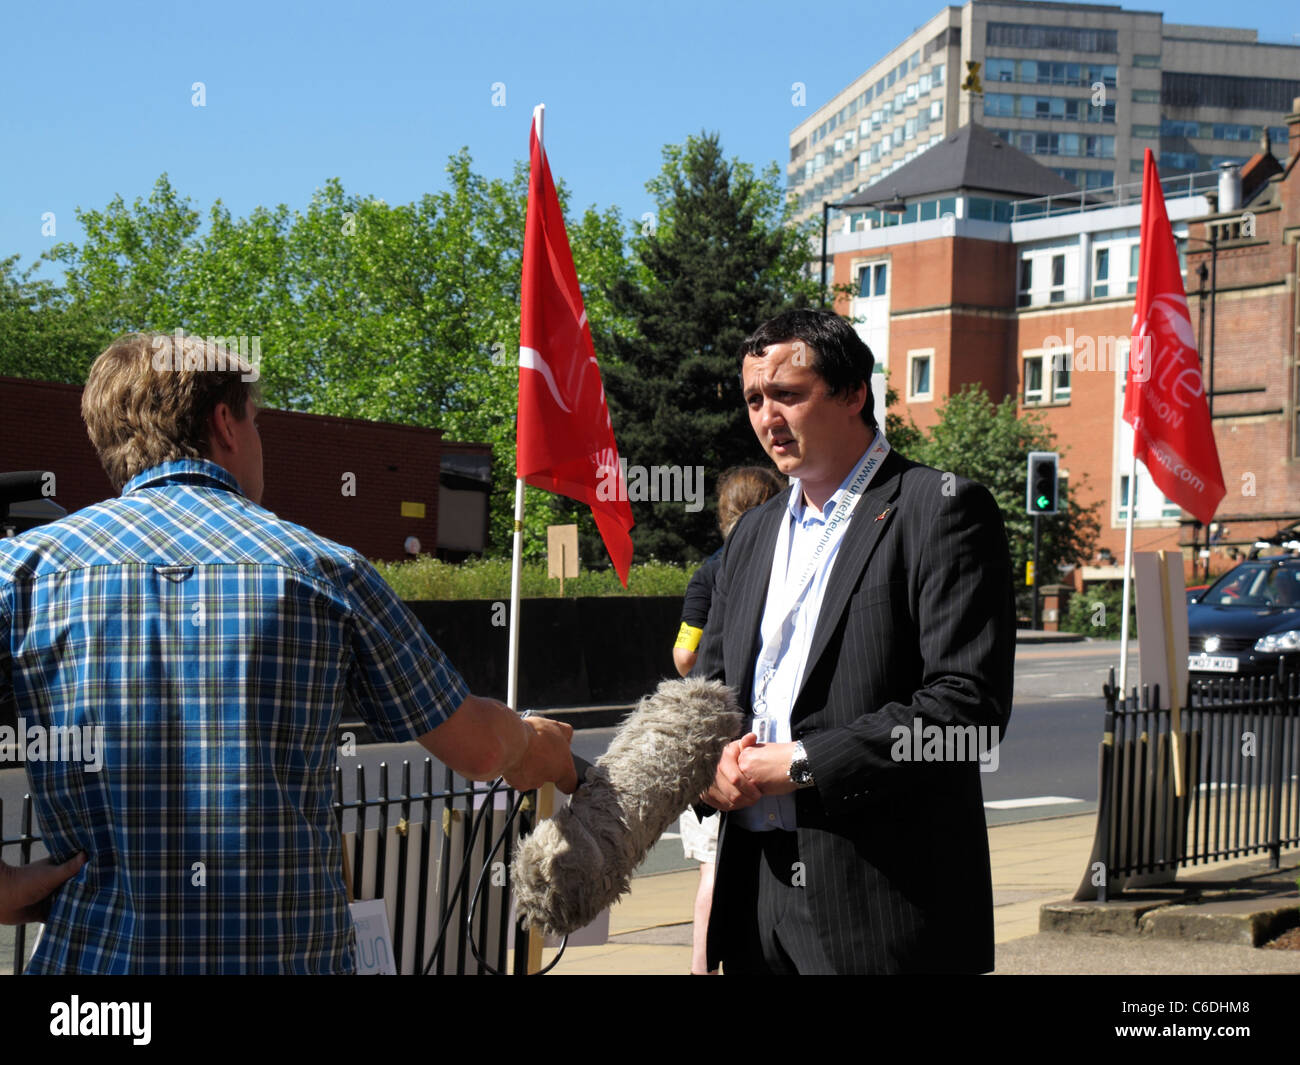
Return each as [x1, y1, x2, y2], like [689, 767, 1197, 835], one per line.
[701, 734, 797, 811]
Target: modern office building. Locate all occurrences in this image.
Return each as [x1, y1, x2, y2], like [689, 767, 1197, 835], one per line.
[789, 0, 1300, 227]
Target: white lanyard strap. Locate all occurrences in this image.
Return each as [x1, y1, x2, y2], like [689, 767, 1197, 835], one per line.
[752, 434, 891, 714]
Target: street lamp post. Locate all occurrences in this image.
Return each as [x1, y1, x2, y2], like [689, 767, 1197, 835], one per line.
[820, 200, 851, 309]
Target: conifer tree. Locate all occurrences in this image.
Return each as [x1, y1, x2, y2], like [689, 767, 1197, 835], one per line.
[602, 133, 818, 562]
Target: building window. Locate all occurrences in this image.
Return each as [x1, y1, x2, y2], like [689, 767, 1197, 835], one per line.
[1133, 54, 1161, 68]
[986, 22, 1117, 53]
[1161, 72, 1300, 111]
[987, 58, 1015, 82]
[933, 63, 944, 86]
[1131, 124, 1159, 139]
[1051, 351, 1071, 401]
[985, 93, 1014, 117]
[1024, 349, 1071, 405]
[1050, 254, 1066, 303]
[1118, 474, 1131, 520]
[907, 349, 934, 402]
[1127, 244, 1140, 295]
[1132, 89, 1161, 103]
[1093, 247, 1109, 298]
[1024, 354, 1044, 404]
[1018, 258, 1032, 308]
[856, 261, 889, 298]
[930, 100, 943, 120]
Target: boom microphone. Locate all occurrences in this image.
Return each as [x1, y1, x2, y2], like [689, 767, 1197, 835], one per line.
[512, 677, 742, 937]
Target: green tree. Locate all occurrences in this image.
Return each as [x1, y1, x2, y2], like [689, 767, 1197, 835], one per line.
[29, 160, 635, 560]
[601, 132, 819, 563]
[43, 175, 202, 336]
[909, 384, 1101, 611]
[0, 255, 107, 383]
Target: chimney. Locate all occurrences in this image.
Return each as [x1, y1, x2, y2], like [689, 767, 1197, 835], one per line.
[1218, 164, 1241, 213]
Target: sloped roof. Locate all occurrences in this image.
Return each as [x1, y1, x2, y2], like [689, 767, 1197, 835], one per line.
[1240, 129, 1285, 205]
[840, 123, 1078, 207]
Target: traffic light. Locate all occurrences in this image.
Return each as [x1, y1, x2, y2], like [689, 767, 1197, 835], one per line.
[1026, 452, 1058, 515]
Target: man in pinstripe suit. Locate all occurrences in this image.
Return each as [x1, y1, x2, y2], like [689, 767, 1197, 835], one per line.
[696, 309, 1014, 974]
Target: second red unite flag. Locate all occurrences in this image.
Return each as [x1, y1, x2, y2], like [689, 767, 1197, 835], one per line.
[517, 111, 635, 584]
[1123, 149, 1225, 526]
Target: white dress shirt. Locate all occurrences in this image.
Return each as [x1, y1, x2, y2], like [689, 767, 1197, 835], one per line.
[736, 434, 885, 831]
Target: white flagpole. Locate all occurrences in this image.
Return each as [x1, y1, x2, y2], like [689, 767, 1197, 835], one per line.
[1117, 447, 1138, 696]
[508, 102, 545, 713]
[507, 476, 525, 711]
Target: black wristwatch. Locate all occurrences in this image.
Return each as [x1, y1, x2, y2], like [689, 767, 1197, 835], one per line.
[788, 740, 815, 788]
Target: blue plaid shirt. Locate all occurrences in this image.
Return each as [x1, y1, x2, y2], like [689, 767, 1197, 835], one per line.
[0, 459, 469, 974]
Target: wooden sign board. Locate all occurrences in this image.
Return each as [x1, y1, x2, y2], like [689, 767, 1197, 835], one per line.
[547, 524, 579, 579]
[1133, 550, 1189, 709]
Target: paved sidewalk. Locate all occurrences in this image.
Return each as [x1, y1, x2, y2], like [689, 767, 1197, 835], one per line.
[543, 812, 1300, 975]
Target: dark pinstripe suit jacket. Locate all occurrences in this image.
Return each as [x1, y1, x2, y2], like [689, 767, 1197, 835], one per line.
[695, 448, 1015, 974]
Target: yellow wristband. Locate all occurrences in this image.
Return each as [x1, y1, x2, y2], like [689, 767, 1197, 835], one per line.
[674, 622, 703, 652]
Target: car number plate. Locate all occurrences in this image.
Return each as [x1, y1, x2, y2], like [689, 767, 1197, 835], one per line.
[1188, 654, 1238, 673]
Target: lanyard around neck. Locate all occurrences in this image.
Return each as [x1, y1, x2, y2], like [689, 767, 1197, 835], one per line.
[752, 434, 891, 711]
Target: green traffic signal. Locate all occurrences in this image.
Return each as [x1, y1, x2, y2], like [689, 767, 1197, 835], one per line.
[1026, 452, 1059, 516]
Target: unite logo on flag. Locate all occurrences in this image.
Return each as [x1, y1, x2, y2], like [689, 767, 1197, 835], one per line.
[1123, 150, 1225, 525]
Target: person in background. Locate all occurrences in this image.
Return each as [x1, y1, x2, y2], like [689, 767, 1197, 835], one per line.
[672, 465, 785, 974]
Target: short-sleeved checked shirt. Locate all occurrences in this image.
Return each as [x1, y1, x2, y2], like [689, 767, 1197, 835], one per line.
[0, 459, 469, 974]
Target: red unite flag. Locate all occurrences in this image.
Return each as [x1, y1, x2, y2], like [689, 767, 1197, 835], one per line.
[1123, 150, 1225, 525]
[517, 113, 635, 584]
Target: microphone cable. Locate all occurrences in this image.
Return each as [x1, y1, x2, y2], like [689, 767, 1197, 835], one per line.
[419, 712, 582, 976]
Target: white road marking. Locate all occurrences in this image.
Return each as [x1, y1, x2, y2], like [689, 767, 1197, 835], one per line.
[984, 796, 1085, 809]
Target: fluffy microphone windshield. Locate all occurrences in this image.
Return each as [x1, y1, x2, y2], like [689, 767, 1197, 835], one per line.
[512, 676, 743, 937]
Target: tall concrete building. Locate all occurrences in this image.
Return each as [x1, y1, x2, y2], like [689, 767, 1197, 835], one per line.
[789, 0, 1300, 226]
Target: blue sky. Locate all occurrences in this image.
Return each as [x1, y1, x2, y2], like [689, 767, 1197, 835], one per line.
[3, 0, 1297, 281]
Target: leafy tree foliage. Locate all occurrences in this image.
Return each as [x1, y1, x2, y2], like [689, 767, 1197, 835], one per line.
[909, 384, 1101, 610]
[600, 132, 819, 563]
[0, 255, 106, 383]
[27, 162, 635, 558]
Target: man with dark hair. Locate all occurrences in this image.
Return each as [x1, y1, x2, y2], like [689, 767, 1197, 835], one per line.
[696, 308, 1014, 974]
[0, 332, 576, 972]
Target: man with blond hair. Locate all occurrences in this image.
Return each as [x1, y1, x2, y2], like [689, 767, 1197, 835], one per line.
[0, 331, 576, 973]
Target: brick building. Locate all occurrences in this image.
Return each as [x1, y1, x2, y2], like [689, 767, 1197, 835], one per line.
[827, 107, 1300, 581]
[0, 376, 491, 563]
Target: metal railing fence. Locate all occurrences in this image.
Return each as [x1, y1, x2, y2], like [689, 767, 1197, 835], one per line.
[2, 758, 530, 975]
